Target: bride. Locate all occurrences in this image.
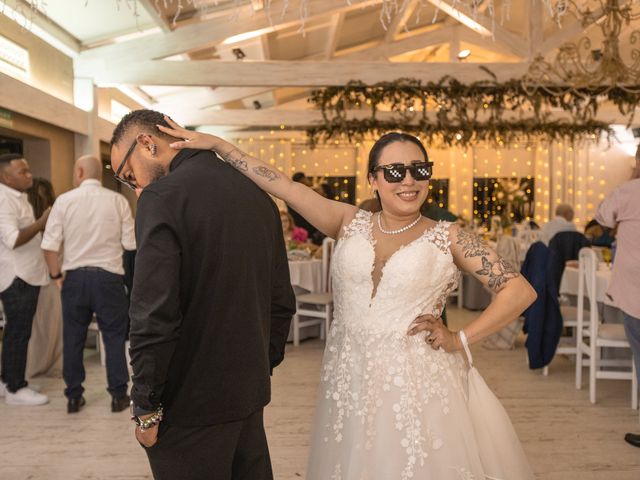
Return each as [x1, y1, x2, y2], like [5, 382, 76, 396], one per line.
[159, 119, 537, 480]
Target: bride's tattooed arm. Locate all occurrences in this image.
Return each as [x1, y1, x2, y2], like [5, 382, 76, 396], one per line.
[474, 256, 520, 291]
[449, 224, 535, 345]
[455, 228, 519, 292]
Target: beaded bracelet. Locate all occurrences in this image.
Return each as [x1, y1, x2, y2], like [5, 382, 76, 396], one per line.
[131, 406, 163, 432]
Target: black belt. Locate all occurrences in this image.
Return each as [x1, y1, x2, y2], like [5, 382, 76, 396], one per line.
[70, 267, 106, 272]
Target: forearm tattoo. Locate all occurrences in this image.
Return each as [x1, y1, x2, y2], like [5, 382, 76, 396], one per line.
[475, 256, 520, 291]
[456, 229, 490, 258]
[220, 148, 249, 172]
[252, 166, 280, 182]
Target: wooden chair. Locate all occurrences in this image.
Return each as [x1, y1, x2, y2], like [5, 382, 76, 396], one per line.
[292, 237, 335, 346]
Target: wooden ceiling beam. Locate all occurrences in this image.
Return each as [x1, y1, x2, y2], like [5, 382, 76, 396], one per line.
[138, 0, 173, 33]
[177, 105, 635, 127]
[86, 60, 531, 87]
[325, 12, 346, 60]
[384, 0, 420, 41]
[528, 0, 544, 59]
[78, 0, 385, 64]
[423, 0, 528, 58]
[336, 25, 455, 61]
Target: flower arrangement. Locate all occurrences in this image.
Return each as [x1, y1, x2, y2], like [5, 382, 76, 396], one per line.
[291, 227, 309, 244]
[494, 178, 533, 226]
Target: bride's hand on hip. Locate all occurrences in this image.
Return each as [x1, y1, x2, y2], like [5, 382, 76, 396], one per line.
[407, 314, 461, 353]
[157, 116, 221, 151]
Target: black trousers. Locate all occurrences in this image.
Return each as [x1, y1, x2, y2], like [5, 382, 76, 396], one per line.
[0, 277, 40, 392]
[61, 268, 129, 399]
[145, 409, 273, 480]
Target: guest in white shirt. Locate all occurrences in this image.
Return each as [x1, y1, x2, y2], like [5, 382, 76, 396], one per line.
[41, 155, 136, 414]
[540, 204, 577, 245]
[0, 153, 50, 406]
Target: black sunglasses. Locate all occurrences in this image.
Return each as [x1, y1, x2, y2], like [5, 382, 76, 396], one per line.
[113, 139, 138, 191]
[372, 161, 433, 183]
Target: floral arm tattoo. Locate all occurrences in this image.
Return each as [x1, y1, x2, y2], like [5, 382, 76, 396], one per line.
[475, 257, 520, 291]
[456, 229, 490, 258]
[219, 148, 248, 172]
[456, 229, 519, 291]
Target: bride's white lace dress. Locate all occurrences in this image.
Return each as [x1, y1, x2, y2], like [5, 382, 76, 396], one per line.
[307, 210, 534, 480]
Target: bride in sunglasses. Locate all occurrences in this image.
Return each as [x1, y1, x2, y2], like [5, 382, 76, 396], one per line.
[159, 119, 537, 480]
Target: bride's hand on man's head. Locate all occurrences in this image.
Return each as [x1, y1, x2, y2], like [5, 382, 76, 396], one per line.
[157, 115, 221, 151]
[408, 314, 461, 353]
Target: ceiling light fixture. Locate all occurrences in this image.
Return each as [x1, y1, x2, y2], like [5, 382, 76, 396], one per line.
[457, 49, 472, 60]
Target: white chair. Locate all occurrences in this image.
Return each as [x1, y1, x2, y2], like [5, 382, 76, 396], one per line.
[575, 247, 638, 409]
[292, 237, 335, 346]
[555, 303, 588, 358]
[88, 317, 106, 367]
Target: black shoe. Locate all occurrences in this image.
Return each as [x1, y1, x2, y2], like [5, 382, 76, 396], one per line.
[624, 433, 640, 448]
[67, 396, 86, 414]
[111, 394, 130, 413]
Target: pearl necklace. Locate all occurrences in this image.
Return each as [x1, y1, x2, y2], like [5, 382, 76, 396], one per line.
[377, 212, 422, 235]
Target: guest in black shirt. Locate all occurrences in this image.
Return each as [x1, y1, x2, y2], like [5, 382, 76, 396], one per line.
[110, 110, 295, 480]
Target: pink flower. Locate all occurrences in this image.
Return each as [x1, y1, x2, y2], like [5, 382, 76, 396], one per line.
[291, 226, 309, 243]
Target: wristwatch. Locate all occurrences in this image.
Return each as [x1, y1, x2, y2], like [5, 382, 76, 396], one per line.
[49, 272, 63, 280]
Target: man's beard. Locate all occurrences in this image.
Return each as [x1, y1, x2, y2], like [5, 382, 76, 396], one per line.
[147, 163, 168, 184]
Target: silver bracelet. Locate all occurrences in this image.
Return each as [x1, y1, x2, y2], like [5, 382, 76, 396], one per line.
[131, 406, 163, 431]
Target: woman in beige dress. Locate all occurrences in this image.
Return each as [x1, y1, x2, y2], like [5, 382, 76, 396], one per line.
[26, 178, 62, 377]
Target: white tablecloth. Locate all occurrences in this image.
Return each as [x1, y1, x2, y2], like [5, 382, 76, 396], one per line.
[559, 265, 617, 307]
[288, 259, 322, 293]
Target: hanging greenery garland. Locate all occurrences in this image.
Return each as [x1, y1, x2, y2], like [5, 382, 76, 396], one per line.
[305, 76, 634, 148]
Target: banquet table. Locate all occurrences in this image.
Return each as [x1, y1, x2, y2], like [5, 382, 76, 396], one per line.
[288, 259, 322, 293]
[559, 264, 617, 308]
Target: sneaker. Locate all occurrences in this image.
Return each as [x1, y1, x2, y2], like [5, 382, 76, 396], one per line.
[5, 387, 49, 406]
[0, 382, 6, 398]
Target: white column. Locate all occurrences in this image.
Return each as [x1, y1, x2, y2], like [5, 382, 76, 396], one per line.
[73, 78, 99, 158]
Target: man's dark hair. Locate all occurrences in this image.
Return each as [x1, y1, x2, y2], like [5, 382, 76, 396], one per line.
[0, 153, 24, 169]
[111, 109, 175, 146]
[292, 172, 306, 183]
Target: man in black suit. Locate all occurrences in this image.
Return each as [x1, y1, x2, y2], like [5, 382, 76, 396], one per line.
[110, 110, 295, 480]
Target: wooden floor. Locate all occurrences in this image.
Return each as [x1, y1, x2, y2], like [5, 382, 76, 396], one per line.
[1, 306, 638, 479]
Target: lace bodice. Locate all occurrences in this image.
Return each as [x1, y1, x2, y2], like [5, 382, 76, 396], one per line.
[332, 209, 460, 335]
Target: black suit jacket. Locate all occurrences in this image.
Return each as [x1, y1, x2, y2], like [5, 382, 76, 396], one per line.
[129, 149, 296, 427]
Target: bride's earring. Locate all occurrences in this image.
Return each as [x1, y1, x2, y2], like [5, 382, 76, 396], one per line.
[150, 144, 157, 156]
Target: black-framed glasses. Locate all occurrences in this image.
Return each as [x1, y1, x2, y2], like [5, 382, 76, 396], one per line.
[113, 139, 138, 191]
[372, 161, 433, 183]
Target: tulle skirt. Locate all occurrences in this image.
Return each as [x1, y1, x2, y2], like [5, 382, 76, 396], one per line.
[306, 329, 534, 480]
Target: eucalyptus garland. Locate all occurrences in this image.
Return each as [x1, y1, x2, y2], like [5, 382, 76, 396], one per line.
[305, 77, 633, 148]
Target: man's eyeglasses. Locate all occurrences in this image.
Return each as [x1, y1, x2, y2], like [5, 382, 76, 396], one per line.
[372, 161, 433, 183]
[114, 139, 138, 191]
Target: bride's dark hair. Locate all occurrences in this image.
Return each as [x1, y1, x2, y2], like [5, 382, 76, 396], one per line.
[367, 132, 429, 176]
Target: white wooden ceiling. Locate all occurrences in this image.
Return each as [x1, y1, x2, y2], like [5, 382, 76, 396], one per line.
[26, 0, 640, 129]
